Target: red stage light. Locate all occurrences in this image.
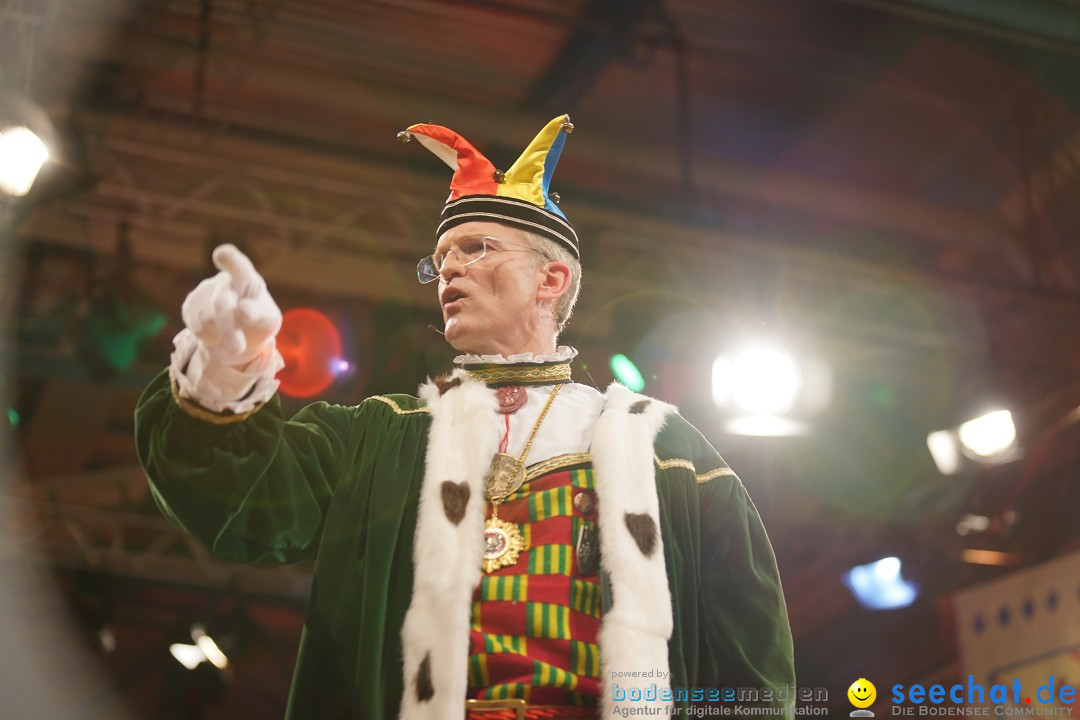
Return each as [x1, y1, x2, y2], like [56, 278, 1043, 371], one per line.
[276, 308, 344, 398]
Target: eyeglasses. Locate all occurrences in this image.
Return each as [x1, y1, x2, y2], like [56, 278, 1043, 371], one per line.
[416, 235, 542, 284]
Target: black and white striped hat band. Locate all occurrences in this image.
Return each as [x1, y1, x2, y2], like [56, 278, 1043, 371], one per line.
[437, 195, 580, 259]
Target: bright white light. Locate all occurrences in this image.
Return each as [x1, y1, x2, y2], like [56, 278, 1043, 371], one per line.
[842, 556, 918, 610]
[97, 627, 116, 654]
[724, 414, 809, 437]
[719, 347, 801, 415]
[711, 357, 732, 408]
[169, 643, 206, 670]
[0, 125, 49, 196]
[958, 410, 1016, 459]
[873, 556, 900, 580]
[333, 359, 351, 373]
[955, 514, 990, 536]
[926, 429, 961, 475]
[190, 624, 229, 669]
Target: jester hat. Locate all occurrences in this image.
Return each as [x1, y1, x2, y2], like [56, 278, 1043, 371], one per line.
[398, 115, 579, 258]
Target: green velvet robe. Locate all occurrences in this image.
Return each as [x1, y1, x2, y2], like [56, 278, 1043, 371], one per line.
[135, 370, 795, 719]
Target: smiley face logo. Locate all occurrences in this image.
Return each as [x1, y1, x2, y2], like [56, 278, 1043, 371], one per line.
[848, 678, 876, 709]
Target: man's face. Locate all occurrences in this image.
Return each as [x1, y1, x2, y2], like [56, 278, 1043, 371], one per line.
[435, 221, 544, 355]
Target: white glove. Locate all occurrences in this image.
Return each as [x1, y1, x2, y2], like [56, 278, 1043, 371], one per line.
[170, 244, 284, 414]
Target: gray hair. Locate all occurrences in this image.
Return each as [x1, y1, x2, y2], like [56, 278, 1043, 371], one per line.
[522, 231, 582, 334]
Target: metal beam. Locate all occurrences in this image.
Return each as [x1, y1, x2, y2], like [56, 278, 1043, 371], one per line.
[1, 495, 312, 600]
[46, 31, 1017, 253]
[14, 114, 1080, 371]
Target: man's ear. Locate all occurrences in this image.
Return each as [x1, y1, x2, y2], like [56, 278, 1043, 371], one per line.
[537, 261, 572, 303]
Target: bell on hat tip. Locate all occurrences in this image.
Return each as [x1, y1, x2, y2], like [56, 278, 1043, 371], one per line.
[493, 170, 505, 183]
[396, 130, 412, 142]
[561, 120, 574, 133]
[549, 192, 560, 204]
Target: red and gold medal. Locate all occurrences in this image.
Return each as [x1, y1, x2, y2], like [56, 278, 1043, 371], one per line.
[481, 383, 563, 573]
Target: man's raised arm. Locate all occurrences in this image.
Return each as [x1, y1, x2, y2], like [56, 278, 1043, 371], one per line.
[172, 243, 284, 416]
[135, 245, 361, 564]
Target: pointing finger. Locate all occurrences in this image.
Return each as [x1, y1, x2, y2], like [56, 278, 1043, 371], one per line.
[212, 244, 263, 297]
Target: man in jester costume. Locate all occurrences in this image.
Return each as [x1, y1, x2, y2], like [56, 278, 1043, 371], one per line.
[135, 115, 795, 719]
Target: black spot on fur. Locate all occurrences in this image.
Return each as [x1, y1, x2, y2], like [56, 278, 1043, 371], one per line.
[629, 400, 650, 414]
[416, 652, 434, 702]
[624, 513, 658, 557]
[441, 481, 470, 526]
[433, 374, 462, 395]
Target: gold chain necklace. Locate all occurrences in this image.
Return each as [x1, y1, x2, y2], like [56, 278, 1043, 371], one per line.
[481, 383, 563, 573]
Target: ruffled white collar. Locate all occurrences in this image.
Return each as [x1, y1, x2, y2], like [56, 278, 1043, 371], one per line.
[454, 346, 578, 366]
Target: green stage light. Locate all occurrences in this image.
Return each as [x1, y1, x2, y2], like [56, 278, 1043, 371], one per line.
[77, 291, 167, 377]
[7, 407, 18, 427]
[610, 354, 645, 392]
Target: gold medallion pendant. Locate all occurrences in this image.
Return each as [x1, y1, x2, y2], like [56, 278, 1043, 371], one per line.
[485, 452, 527, 499]
[479, 383, 563, 574]
[482, 516, 524, 573]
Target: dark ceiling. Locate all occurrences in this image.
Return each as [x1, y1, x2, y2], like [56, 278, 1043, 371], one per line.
[2, 0, 1080, 717]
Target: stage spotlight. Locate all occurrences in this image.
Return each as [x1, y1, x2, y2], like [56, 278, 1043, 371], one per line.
[0, 125, 49, 196]
[927, 409, 1019, 474]
[169, 642, 205, 670]
[0, 88, 56, 197]
[77, 288, 168, 377]
[712, 343, 830, 437]
[97, 627, 117, 654]
[0, 125, 49, 195]
[714, 347, 801, 415]
[958, 410, 1016, 459]
[610, 353, 645, 392]
[926, 429, 962, 475]
[190, 624, 229, 670]
[842, 556, 918, 610]
[955, 514, 990, 536]
[169, 624, 230, 670]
